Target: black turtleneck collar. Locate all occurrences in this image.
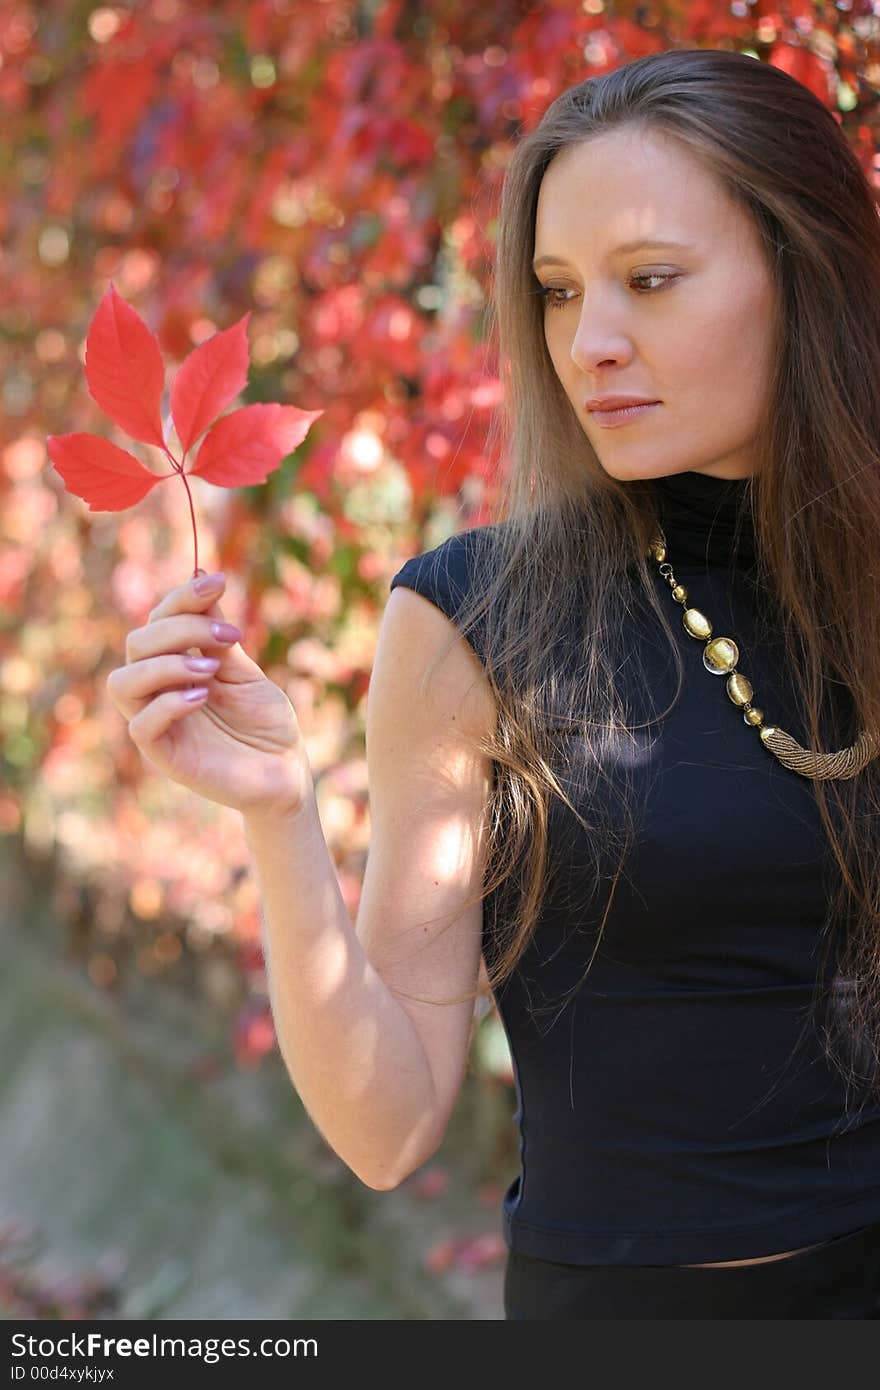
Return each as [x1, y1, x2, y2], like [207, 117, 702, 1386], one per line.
[651, 469, 758, 571]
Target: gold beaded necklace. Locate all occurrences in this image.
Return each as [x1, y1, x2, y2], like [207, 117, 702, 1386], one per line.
[647, 526, 880, 781]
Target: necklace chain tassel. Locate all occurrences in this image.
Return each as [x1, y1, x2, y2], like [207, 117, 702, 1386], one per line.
[648, 530, 880, 782]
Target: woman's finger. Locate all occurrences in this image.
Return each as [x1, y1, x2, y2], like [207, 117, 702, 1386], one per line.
[126, 685, 211, 763]
[125, 613, 242, 665]
[106, 652, 222, 719]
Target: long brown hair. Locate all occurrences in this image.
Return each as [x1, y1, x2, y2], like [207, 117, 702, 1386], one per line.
[398, 47, 880, 1104]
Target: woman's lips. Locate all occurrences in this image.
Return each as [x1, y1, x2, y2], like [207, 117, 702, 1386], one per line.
[589, 401, 660, 427]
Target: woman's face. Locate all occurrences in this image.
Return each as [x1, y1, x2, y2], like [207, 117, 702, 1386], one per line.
[532, 124, 779, 483]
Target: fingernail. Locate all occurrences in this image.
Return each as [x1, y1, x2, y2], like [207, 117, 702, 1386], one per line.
[185, 656, 221, 672]
[194, 572, 225, 595]
[211, 622, 242, 644]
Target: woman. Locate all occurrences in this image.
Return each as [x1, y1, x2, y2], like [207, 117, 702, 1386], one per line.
[107, 49, 880, 1317]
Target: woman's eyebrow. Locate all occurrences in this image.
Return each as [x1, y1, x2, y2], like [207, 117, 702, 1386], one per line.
[532, 238, 696, 271]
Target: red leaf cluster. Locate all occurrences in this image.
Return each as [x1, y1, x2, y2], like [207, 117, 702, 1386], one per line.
[46, 283, 322, 513]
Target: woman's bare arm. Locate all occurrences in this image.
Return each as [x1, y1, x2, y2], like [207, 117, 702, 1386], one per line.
[243, 585, 495, 1190]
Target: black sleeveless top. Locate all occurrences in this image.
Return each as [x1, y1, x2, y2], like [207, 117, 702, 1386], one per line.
[389, 471, 880, 1264]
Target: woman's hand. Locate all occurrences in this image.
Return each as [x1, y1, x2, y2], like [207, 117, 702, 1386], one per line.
[106, 570, 313, 819]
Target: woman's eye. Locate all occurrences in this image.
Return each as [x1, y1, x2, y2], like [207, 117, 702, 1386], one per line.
[629, 271, 675, 293]
[537, 286, 577, 310]
[537, 272, 675, 310]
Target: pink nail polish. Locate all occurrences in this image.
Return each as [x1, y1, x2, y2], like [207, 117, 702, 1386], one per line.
[194, 572, 225, 595]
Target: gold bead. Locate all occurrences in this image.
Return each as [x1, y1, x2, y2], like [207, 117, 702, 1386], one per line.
[703, 637, 739, 674]
[683, 608, 712, 640]
[727, 671, 753, 706]
[743, 707, 764, 727]
[671, 583, 687, 602]
[760, 724, 782, 744]
[648, 538, 666, 561]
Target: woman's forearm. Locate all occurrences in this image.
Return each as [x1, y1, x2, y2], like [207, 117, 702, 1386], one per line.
[241, 789, 441, 1191]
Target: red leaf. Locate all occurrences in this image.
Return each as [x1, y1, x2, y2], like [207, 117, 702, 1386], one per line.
[170, 312, 252, 457]
[84, 283, 166, 448]
[46, 433, 162, 512]
[189, 403, 323, 486]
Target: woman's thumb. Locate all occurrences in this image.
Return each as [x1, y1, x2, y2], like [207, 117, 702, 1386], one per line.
[194, 567, 229, 624]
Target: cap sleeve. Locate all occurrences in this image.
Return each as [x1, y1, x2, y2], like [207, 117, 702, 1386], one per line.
[389, 526, 495, 666]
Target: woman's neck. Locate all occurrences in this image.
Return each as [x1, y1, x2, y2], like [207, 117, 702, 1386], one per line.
[650, 468, 757, 570]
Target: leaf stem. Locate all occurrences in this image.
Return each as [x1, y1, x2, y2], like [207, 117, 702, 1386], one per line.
[178, 468, 200, 576]
[158, 443, 200, 576]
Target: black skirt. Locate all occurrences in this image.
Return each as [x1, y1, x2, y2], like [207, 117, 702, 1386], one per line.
[503, 1220, 880, 1319]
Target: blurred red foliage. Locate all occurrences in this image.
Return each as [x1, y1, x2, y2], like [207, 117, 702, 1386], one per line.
[3, 0, 880, 1073]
